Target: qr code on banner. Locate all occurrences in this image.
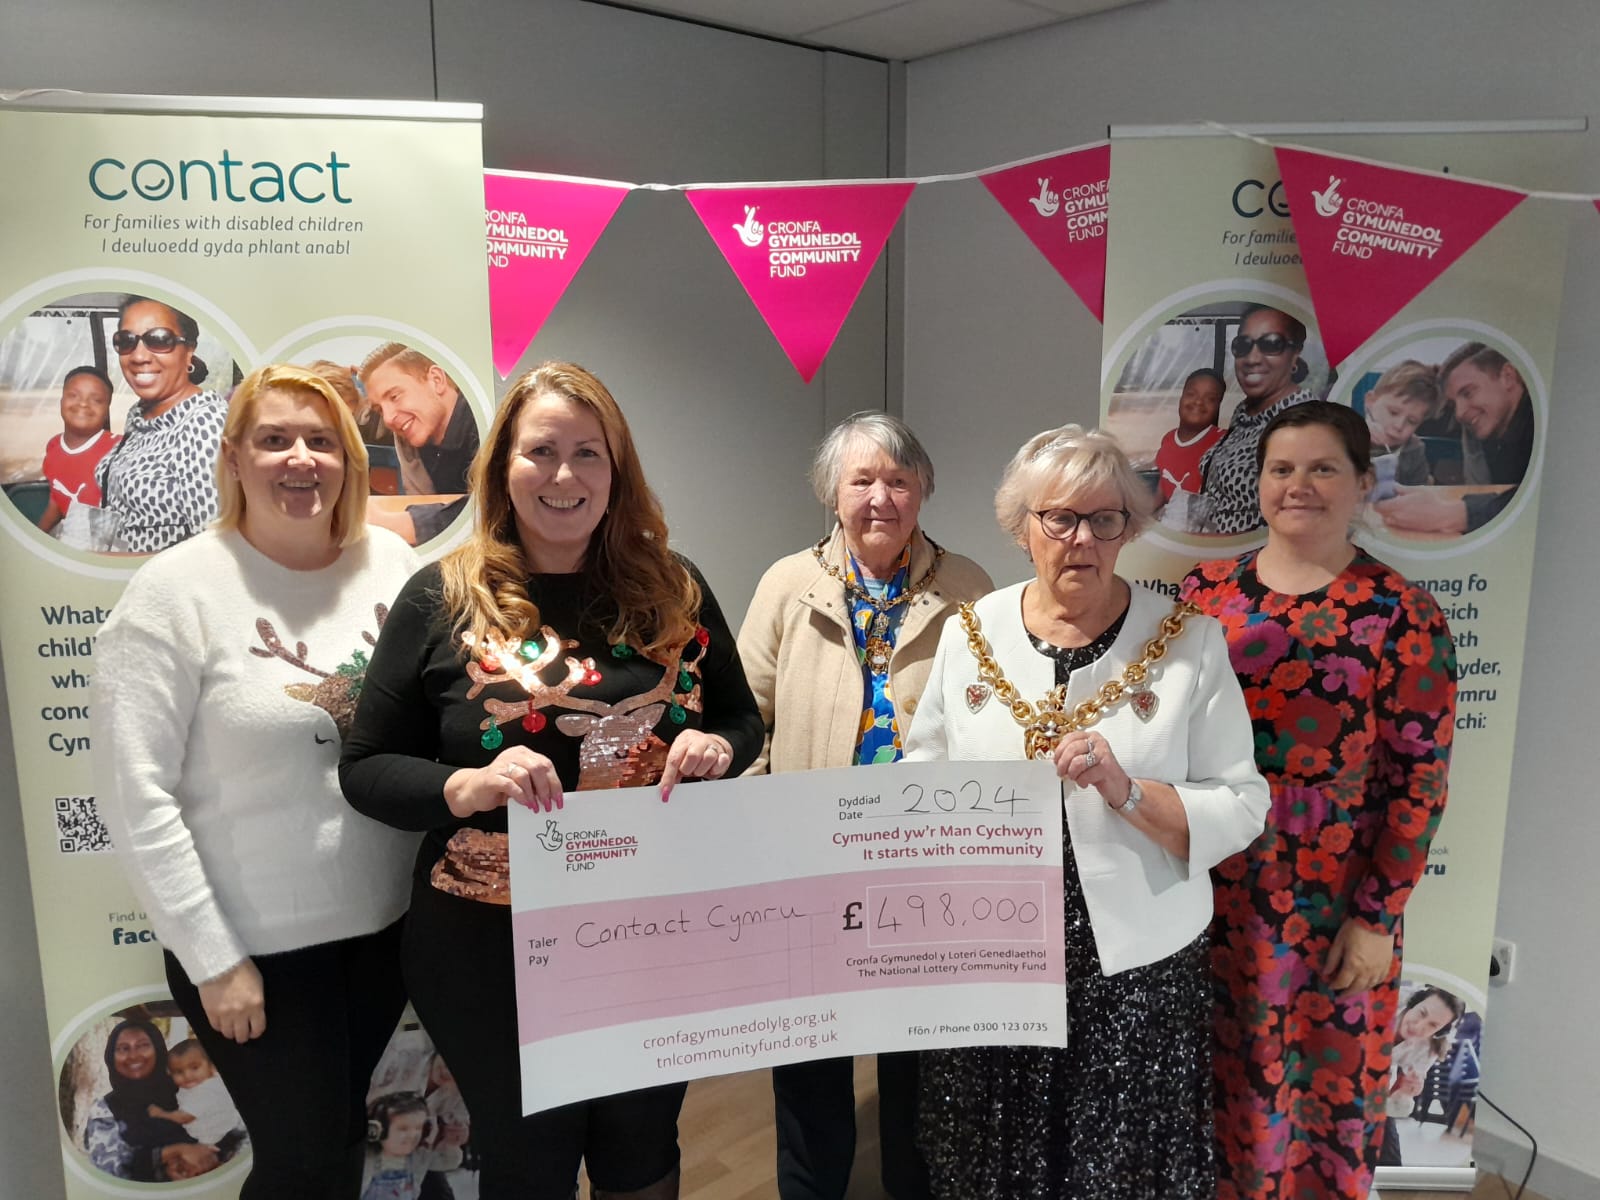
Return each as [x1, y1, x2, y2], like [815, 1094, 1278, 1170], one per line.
[56, 796, 112, 854]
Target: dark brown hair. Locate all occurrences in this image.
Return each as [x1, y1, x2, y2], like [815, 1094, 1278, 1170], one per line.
[1257, 400, 1371, 475]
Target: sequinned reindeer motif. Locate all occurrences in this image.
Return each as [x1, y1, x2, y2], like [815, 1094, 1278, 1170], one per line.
[464, 626, 592, 729]
[548, 637, 708, 789]
[467, 628, 707, 787]
[249, 605, 388, 737]
[549, 663, 681, 790]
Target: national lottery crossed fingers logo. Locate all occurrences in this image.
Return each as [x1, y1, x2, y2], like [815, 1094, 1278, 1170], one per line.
[730, 205, 866, 276]
[1309, 171, 1446, 262]
[539, 821, 641, 870]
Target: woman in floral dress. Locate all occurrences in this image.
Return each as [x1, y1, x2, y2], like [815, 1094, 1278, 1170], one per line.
[1182, 402, 1457, 1200]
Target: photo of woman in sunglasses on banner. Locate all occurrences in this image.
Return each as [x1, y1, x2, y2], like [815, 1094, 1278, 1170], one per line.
[1101, 300, 1329, 538]
[1194, 304, 1321, 534]
[93, 295, 229, 553]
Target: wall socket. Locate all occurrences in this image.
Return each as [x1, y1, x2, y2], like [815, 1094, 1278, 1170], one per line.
[1490, 937, 1516, 986]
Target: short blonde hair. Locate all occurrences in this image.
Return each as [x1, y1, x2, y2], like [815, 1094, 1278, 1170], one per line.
[215, 364, 371, 547]
[1369, 359, 1442, 420]
[994, 424, 1153, 546]
[306, 359, 363, 415]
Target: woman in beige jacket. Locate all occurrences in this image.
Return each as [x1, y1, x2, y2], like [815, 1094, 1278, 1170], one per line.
[737, 411, 991, 1200]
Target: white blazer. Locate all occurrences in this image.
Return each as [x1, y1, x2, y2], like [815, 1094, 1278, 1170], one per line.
[904, 580, 1268, 976]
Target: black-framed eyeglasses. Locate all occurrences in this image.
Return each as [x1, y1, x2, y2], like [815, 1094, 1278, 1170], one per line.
[1032, 507, 1129, 541]
[1230, 333, 1302, 357]
[112, 328, 192, 355]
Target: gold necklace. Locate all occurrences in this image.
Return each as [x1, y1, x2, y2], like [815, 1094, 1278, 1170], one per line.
[959, 599, 1200, 759]
[813, 534, 946, 674]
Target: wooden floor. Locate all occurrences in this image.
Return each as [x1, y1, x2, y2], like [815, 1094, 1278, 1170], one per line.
[584, 1058, 1549, 1199]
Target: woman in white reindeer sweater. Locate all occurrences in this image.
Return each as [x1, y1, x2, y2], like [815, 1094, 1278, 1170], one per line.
[92, 364, 420, 1196]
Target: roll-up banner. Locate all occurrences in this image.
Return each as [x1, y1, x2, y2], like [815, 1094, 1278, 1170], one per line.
[0, 93, 492, 1197]
[1099, 122, 1578, 1191]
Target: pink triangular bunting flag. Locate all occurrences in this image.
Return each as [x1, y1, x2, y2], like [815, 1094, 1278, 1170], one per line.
[484, 171, 631, 377]
[979, 143, 1109, 321]
[685, 182, 916, 382]
[1276, 146, 1525, 367]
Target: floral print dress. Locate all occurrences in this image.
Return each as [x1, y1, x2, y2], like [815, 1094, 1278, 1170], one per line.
[1181, 550, 1456, 1200]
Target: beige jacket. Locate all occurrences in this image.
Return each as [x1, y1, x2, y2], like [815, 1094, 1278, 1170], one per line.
[737, 527, 993, 775]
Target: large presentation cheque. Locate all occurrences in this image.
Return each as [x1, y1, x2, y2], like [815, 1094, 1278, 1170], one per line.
[508, 759, 1066, 1112]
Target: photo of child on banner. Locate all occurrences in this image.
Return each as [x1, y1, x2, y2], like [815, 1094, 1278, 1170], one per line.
[0, 304, 487, 555]
[364, 1019, 476, 1200]
[1102, 297, 1332, 536]
[0, 291, 241, 554]
[1379, 980, 1481, 1171]
[59, 1001, 249, 1185]
[1350, 337, 1537, 540]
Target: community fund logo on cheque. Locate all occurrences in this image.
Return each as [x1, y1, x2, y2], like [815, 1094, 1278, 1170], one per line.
[537, 820, 642, 872]
[1311, 174, 1443, 260]
[732, 206, 863, 276]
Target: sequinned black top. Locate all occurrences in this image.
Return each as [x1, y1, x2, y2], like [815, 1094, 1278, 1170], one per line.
[341, 559, 763, 884]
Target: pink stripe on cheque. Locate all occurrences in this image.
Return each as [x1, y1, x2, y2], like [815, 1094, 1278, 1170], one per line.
[515, 865, 1064, 1043]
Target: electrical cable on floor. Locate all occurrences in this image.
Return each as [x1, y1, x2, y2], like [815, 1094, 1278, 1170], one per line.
[1476, 1090, 1536, 1200]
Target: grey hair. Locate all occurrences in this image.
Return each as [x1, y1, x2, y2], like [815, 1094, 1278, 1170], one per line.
[809, 411, 936, 507]
[994, 424, 1153, 546]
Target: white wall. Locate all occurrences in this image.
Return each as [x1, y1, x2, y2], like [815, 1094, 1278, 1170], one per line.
[903, 1, 1600, 1195]
[0, 2, 891, 1195]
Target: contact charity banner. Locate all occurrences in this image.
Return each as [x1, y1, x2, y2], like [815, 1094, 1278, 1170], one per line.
[508, 759, 1066, 1113]
[0, 95, 493, 1197]
[978, 142, 1110, 320]
[685, 181, 915, 382]
[1098, 128, 1571, 1185]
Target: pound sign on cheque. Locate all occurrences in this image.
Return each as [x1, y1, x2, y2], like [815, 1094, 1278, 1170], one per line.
[841, 901, 863, 932]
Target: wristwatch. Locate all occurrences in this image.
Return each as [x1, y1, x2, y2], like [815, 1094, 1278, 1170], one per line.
[1116, 779, 1143, 816]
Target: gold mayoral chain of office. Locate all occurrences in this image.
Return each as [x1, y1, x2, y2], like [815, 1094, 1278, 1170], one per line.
[958, 599, 1201, 760]
[812, 535, 946, 674]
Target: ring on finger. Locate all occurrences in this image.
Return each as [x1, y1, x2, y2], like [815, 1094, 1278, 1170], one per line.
[1083, 749, 1097, 768]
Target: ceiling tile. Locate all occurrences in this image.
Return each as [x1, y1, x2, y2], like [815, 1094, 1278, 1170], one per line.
[805, 0, 1064, 60]
[605, 0, 1151, 59]
[616, 0, 903, 40]
[1022, 0, 1144, 15]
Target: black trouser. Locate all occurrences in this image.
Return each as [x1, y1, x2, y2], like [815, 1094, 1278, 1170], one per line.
[772, 1056, 855, 1199]
[771, 1053, 931, 1200]
[876, 1051, 932, 1200]
[164, 918, 407, 1200]
[404, 879, 685, 1199]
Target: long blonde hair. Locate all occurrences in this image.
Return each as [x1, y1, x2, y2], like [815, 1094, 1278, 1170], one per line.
[438, 362, 700, 660]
